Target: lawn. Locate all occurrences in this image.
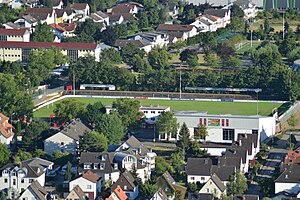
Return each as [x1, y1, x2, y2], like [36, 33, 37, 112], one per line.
[236, 41, 261, 55]
[33, 97, 284, 118]
[250, 19, 299, 32]
[169, 53, 207, 68]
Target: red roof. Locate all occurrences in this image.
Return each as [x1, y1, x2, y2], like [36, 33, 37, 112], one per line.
[0, 113, 14, 139]
[284, 148, 300, 165]
[82, 171, 100, 183]
[0, 41, 97, 50]
[0, 28, 28, 36]
[108, 185, 128, 200]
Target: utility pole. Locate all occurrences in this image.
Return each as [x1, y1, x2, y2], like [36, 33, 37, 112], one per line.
[283, 12, 285, 39]
[251, 30, 253, 47]
[179, 62, 182, 99]
[73, 69, 75, 95]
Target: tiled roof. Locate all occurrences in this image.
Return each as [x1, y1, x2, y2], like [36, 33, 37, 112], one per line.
[26, 7, 54, 14]
[0, 113, 14, 138]
[69, 185, 86, 199]
[203, 9, 229, 18]
[0, 41, 97, 50]
[82, 171, 101, 183]
[275, 165, 300, 183]
[111, 170, 137, 192]
[157, 24, 195, 32]
[108, 185, 128, 200]
[210, 173, 226, 192]
[26, 181, 47, 200]
[0, 28, 27, 35]
[69, 3, 88, 10]
[58, 23, 77, 32]
[284, 147, 300, 165]
[112, 3, 133, 14]
[186, 157, 213, 176]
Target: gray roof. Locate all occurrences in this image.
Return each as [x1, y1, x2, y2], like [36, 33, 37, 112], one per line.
[234, 194, 259, 200]
[60, 119, 91, 141]
[211, 165, 236, 182]
[210, 173, 226, 192]
[203, 9, 229, 18]
[275, 165, 300, 183]
[26, 181, 47, 200]
[96, 11, 109, 18]
[199, 18, 212, 26]
[234, 0, 252, 8]
[162, 171, 175, 185]
[189, 193, 213, 200]
[186, 158, 212, 176]
[111, 170, 137, 191]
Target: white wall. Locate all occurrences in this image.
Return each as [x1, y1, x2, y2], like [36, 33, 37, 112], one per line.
[200, 147, 227, 156]
[0, 134, 13, 145]
[275, 182, 300, 194]
[187, 175, 211, 184]
[69, 177, 98, 199]
[19, 187, 40, 200]
[44, 132, 76, 155]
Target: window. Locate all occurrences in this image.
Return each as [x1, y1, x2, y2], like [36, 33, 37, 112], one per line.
[87, 185, 91, 189]
[0, 35, 7, 41]
[201, 177, 205, 180]
[22, 48, 31, 62]
[21, 179, 24, 183]
[206, 188, 209, 193]
[61, 142, 64, 145]
[4, 179, 7, 183]
[252, 129, 258, 134]
[67, 49, 78, 61]
[151, 111, 155, 114]
[223, 129, 234, 141]
[151, 118, 155, 121]
[13, 179, 16, 185]
[29, 179, 33, 183]
[214, 188, 217, 194]
[124, 185, 127, 190]
[191, 177, 195, 180]
[144, 111, 148, 114]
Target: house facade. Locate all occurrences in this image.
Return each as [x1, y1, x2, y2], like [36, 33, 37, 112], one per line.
[68, 3, 90, 17]
[275, 166, 300, 194]
[0, 41, 102, 62]
[69, 171, 101, 200]
[0, 29, 30, 42]
[0, 113, 14, 145]
[44, 119, 91, 155]
[157, 24, 198, 40]
[203, 9, 231, 28]
[19, 181, 48, 200]
[198, 174, 226, 199]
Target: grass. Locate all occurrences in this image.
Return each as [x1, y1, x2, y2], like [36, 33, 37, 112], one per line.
[169, 53, 206, 67]
[33, 97, 284, 118]
[250, 19, 299, 32]
[236, 41, 261, 55]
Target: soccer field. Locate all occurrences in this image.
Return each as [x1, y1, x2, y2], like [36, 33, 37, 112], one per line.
[33, 97, 286, 118]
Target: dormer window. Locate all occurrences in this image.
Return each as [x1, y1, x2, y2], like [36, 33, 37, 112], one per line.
[100, 163, 105, 170]
[84, 164, 91, 169]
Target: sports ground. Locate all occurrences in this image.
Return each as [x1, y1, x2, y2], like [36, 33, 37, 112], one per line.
[33, 97, 287, 118]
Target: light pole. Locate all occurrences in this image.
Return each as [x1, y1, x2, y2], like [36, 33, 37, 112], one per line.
[179, 62, 182, 99]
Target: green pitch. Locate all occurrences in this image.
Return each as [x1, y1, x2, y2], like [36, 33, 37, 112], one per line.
[33, 97, 286, 118]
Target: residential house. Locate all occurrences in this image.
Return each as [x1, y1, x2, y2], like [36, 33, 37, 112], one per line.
[55, 9, 68, 23]
[8, 0, 24, 9]
[0, 158, 53, 199]
[233, 194, 260, 200]
[44, 119, 91, 155]
[188, 193, 213, 200]
[2, 22, 21, 30]
[186, 157, 214, 184]
[127, 32, 169, 53]
[190, 15, 218, 32]
[50, 23, 77, 39]
[0, 113, 14, 145]
[203, 9, 231, 28]
[68, 3, 90, 17]
[21, 0, 39, 8]
[109, 14, 124, 25]
[156, 171, 187, 200]
[90, 11, 110, 26]
[0, 29, 30, 42]
[115, 136, 157, 170]
[24, 8, 57, 24]
[198, 173, 226, 199]
[78, 150, 150, 183]
[111, 2, 143, 15]
[52, 0, 64, 9]
[156, 24, 198, 40]
[233, 0, 258, 19]
[69, 171, 102, 200]
[19, 180, 48, 200]
[107, 185, 128, 200]
[284, 147, 300, 165]
[111, 170, 139, 200]
[114, 39, 150, 53]
[66, 185, 88, 200]
[14, 15, 38, 32]
[275, 165, 300, 194]
[167, 3, 179, 18]
[150, 188, 168, 200]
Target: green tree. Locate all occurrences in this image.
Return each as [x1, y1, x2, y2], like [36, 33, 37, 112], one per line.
[189, 141, 203, 156]
[51, 47, 69, 66]
[75, 19, 101, 42]
[170, 151, 185, 174]
[121, 43, 144, 65]
[54, 99, 84, 123]
[81, 131, 108, 152]
[156, 112, 179, 140]
[33, 23, 55, 42]
[101, 26, 119, 46]
[14, 150, 32, 164]
[148, 47, 170, 70]
[204, 53, 221, 67]
[138, 12, 149, 29]
[155, 156, 174, 176]
[83, 102, 106, 126]
[23, 120, 50, 151]
[140, 181, 158, 198]
[264, 19, 270, 34]
[65, 161, 72, 181]
[96, 113, 126, 144]
[194, 124, 208, 142]
[187, 54, 198, 67]
[112, 98, 143, 130]
[0, 143, 10, 167]
[100, 48, 122, 64]
[279, 32, 296, 56]
[178, 123, 190, 152]
[0, 73, 33, 119]
[224, 56, 242, 68]
[288, 114, 297, 129]
[227, 171, 248, 195]
[188, 183, 197, 192]
[0, 192, 7, 200]
[258, 178, 274, 197]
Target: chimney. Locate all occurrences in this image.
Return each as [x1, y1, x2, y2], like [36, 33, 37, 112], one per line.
[245, 134, 247, 139]
[204, 159, 208, 164]
[238, 139, 242, 146]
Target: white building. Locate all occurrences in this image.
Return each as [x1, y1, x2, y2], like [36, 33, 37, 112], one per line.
[69, 171, 102, 200]
[0, 113, 14, 145]
[68, 3, 90, 17]
[157, 24, 199, 40]
[44, 119, 91, 155]
[190, 15, 218, 32]
[169, 111, 277, 143]
[203, 9, 231, 28]
[19, 180, 48, 200]
[198, 173, 226, 199]
[0, 29, 30, 42]
[0, 158, 53, 199]
[275, 166, 300, 194]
